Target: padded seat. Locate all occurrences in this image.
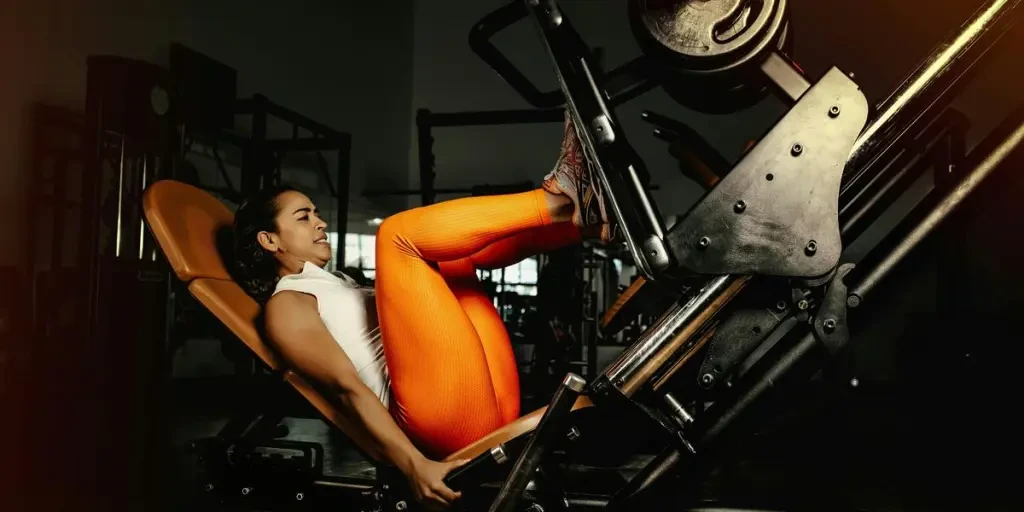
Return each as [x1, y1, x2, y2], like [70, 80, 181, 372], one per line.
[143, 179, 593, 464]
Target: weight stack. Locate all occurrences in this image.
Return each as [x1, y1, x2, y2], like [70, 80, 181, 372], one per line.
[60, 55, 177, 511]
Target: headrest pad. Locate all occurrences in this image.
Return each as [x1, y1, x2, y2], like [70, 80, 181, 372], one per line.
[143, 180, 235, 282]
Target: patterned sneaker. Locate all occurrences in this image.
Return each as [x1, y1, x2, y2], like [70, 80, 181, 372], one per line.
[542, 111, 617, 242]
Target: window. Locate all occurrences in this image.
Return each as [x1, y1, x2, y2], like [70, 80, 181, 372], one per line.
[478, 257, 539, 297]
[330, 232, 539, 295]
[332, 233, 376, 280]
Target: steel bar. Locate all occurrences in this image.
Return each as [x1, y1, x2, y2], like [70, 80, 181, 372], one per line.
[849, 106, 1024, 303]
[488, 373, 586, 512]
[841, 0, 1021, 198]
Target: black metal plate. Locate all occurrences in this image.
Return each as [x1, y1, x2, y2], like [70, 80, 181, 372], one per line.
[697, 291, 789, 389]
[667, 67, 868, 277]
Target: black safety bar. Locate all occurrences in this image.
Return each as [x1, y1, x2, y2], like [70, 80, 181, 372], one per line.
[524, 0, 673, 280]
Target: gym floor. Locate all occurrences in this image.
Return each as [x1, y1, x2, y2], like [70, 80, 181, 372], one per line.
[167, 256, 1018, 512]
[167, 359, 1013, 512]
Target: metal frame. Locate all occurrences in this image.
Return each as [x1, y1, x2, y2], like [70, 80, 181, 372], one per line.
[413, 107, 563, 206]
[198, 94, 353, 266]
[182, 1, 1023, 510]
[472, 0, 1023, 510]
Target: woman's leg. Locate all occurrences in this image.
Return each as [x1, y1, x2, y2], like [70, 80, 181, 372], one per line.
[375, 189, 574, 457]
[430, 222, 582, 428]
[468, 222, 581, 270]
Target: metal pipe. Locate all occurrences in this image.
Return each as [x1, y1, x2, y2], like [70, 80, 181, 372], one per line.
[840, 111, 970, 242]
[842, 0, 1021, 196]
[699, 330, 817, 445]
[849, 108, 1024, 303]
[488, 373, 586, 512]
[604, 275, 747, 396]
[607, 447, 683, 507]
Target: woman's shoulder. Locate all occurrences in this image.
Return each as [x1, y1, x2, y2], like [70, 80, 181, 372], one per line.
[266, 289, 317, 315]
[264, 290, 322, 338]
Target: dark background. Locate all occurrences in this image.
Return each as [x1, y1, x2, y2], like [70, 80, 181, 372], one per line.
[1, 0, 1021, 510]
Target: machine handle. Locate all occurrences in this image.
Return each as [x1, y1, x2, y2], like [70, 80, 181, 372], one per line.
[443, 442, 515, 491]
[469, 1, 565, 108]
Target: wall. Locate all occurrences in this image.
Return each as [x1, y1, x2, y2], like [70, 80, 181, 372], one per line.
[0, 0, 417, 268]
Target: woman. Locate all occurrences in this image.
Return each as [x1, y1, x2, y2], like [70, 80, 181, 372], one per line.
[232, 115, 611, 510]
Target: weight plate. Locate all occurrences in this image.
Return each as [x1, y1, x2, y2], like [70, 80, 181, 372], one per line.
[631, 0, 789, 77]
[663, 20, 791, 114]
[637, 0, 774, 61]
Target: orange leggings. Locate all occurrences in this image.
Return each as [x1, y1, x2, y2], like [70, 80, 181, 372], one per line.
[374, 189, 580, 458]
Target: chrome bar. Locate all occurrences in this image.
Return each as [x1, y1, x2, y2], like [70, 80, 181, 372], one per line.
[604, 275, 745, 396]
[850, 110, 1024, 303]
[843, 0, 1021, 194]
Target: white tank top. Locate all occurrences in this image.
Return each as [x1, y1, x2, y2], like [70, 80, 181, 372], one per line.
[272, 261, 390, 407]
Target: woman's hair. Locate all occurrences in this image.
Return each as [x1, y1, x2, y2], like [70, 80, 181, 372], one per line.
[232, 184, 299, 304]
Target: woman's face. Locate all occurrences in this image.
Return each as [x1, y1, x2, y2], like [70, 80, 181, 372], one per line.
[257, 190, 332, 271]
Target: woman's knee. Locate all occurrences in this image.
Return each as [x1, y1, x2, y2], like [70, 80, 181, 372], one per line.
[375, 214, 417, 258]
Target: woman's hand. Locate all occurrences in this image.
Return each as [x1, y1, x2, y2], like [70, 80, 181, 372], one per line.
[404, 456, 469, 510]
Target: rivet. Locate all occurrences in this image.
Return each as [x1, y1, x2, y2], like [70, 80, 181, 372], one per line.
[805, 240, 817, 255]
[734, 200, 746, 213]
[823, 318, 837, 332]
[697, 237, 710, 250]
[829, 105, 841, 118]
[791, 143, 803, 156]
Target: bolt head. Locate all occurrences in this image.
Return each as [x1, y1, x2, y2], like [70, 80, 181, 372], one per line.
[823, 318, 837, 332]
[797, 299, 809, 310]
[697, 236, 710, 249]
[567, 427, 581, 441]
[805, 240, 817, 255]
[776, 300, 787, 311]
[700, 373, 714, 385]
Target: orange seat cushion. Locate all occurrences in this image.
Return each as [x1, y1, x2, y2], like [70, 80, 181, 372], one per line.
[143, 180, 235, 282]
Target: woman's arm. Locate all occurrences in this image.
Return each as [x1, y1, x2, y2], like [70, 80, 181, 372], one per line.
[264, 291, 465, 509]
